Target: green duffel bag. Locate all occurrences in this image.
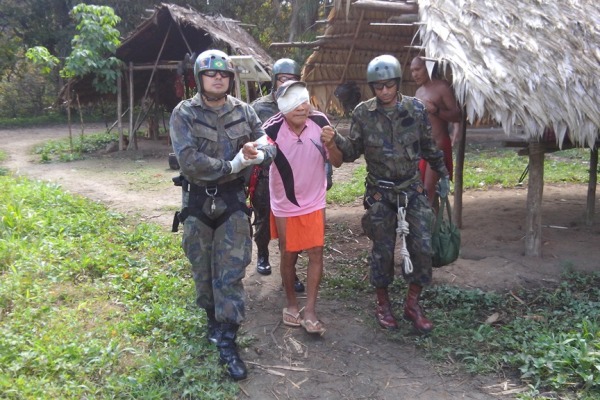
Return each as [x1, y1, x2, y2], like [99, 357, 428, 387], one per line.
[432, 195, 461, 268]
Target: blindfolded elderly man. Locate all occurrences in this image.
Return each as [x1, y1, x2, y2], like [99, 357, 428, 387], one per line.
[261, 80, 342, 335]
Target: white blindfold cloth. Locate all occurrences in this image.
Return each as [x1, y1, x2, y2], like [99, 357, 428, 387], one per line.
[276, 80, 309, 115]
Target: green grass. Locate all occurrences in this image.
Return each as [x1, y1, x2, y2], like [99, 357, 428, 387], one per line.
[0, 150, 7, 176]
[326, 146, 593, 204]
[0, 174, 239, 399]
[463, 145, 590, 188]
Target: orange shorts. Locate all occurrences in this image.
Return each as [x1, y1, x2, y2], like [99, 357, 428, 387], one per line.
[270, 209, 325, 252]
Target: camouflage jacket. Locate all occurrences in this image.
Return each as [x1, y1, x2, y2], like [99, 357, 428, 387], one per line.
[169, 93, 276, 187]
[251, 93, 279, 123]
[334, 95, 448, 183]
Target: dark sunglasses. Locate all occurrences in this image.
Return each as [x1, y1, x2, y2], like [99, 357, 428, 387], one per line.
[372, 80, 397, 91]
[203, 70, 231, 78]
[277, 75, 299, 83]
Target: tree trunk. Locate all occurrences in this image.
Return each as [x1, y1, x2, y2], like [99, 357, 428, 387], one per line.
[288, 0, 320, 42]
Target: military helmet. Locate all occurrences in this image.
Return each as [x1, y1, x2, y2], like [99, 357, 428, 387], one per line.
[194, 49, 235, 94]
[366, 54, 402, 83]
[271, 58, 301, 88]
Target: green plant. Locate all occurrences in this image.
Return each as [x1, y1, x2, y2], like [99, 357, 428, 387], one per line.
[33, 131, 118, 163]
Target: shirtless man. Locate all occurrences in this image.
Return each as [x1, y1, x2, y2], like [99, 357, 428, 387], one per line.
[410, 56, 462, 205]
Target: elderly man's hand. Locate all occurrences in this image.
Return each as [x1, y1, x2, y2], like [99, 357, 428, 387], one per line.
[321, 125, 336, 148]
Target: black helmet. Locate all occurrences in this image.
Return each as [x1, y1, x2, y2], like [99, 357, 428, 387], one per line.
[194, 49, 235, 94]
[272, 58, 301, 88]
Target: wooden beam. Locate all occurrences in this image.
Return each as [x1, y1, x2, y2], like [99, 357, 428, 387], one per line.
[272, 36, 416, 51]
[117, 74, 124, 151]
[353, 0, 418, 13]
[525, 141, 545, 256]
[388, 14, 420, 23]
[453, 110, 467, 228]
[585, 147, 598, 225]
[340, 11, 365, 84]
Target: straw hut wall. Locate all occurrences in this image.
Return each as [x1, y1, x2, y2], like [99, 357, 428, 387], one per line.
[302, 0, 422, 116]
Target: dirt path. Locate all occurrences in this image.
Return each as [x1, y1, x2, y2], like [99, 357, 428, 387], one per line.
[2, 124, 599, 399]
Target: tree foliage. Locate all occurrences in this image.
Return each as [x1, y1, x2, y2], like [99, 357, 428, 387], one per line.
[0, 0, 333, 117]
[62, 4, 121, 94]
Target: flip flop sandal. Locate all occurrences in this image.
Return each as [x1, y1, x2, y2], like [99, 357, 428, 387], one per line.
[300, 319, 326, 336]
[282, 307, 303, 327]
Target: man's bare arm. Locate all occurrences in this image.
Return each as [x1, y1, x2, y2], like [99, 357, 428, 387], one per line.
[435, 81, 462, 123]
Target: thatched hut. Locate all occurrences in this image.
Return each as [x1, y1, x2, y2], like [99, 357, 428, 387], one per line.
[300, 0, 600, 256]
[66, 3, 273, 148]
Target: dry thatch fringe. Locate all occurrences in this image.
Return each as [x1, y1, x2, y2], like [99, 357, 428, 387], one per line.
[418, 0, 600, 147]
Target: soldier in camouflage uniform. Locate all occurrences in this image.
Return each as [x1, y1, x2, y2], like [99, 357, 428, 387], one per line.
[250, 58, 305, 293]
[170, 49, 276, 380]
[330, 55, 450, 334]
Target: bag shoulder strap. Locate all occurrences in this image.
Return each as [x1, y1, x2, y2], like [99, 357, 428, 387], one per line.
[434, 195, 453, 231]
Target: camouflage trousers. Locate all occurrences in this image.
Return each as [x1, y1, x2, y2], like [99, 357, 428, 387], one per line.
[251, 170, 271, 254]
[361, 187, 434, 288]
[181, 190, 252, 325]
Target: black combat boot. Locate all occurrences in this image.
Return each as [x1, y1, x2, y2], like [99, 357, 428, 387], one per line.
[217, 323, 247, 381]
[294, 275, 305, 293]
[256, 250, 271, 275]
[205, 308, 220, 345]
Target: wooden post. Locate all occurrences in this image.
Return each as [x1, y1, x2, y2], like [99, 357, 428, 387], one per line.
[128, 62, 136, 150]
[117, 73, 123, 151]
[525, 141, 545, 256]
[585, 147, 598, 225]
[453, 110, 467, 228]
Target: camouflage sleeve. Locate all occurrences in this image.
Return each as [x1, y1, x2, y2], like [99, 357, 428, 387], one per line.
[416, 100, 449, 178]
[169, 102, 232, 183]
[332, 107, 365, 162]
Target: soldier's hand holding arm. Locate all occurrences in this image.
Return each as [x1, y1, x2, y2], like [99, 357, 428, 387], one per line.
[243, 134, 273, 165]
[229, 148, 253, 174]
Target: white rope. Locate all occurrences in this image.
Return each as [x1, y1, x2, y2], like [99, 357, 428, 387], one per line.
[396, 206, 413, 274]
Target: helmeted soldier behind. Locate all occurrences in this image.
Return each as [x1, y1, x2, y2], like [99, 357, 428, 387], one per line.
[329, 54, 450, 334]
[169, 49, 276, 381]
[249, 58, 306, 293]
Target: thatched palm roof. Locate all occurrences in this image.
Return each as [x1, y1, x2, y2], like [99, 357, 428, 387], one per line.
[419, 0, 600, 147]
[117, 3, 272, 67]
[306, 0, 600, 147]
[66, 3, 273, 108]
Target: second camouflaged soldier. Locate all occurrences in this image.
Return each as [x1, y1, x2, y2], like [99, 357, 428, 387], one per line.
[170, 49, 276, 380]
[331, 54, 450, 334]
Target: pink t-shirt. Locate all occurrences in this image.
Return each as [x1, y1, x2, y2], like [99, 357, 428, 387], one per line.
[264, 112, 330, 217]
